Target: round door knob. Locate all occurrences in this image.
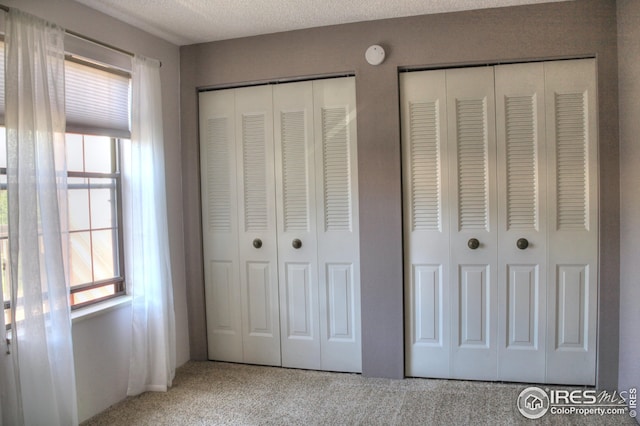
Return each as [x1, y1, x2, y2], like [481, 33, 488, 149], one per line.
[252, 238, 262, 249]
[467, 238, 480, 250]
[517, 238, 529, 250]
[292, 239, 302, 249]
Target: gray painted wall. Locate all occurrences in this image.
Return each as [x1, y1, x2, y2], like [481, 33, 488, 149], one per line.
[617, 0, 640, 406]
[181, 0, 621, 386]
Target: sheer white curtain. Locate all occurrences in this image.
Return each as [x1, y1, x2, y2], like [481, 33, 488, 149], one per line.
[1, 8, 78, 426]
[124, 55, 176, 396]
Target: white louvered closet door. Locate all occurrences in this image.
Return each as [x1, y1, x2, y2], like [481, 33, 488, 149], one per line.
[401, 70, 451, 378]
[201, 77, 361, 372]
[314, 77, 361, 372]
[402, 59, 597, 385]
[446, 67, 499, 381]
[495, 62, 548, 383]
[545, 59, 598, 385]
[273, 81, 321, 370]
[234, 85, 281, 366]
[199, 89, 243, 362]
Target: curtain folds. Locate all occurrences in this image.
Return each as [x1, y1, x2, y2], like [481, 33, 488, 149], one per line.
[1, 8, 78, 426]
[124, 55, 176, 396]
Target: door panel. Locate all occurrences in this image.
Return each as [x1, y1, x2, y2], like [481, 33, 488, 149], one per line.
[495, 62, 547, 383]
[314, 77, 361, 372]
[459, 264, 490, 347]
[199, 89, 243, 362]
[506, 265, 539, 349]
[545, 59, 597, 385]
[326, 263, 355, 340]
[447, 67, 498, 381]
[401, 70, 451, 378]
[284, 262, 313, 338]
[273, 81, 321, 369]
[555, 265, 589, 348]
[413, 264, 443, 344]
[235, 85, 281, 366]
[246, 261, 274, 335]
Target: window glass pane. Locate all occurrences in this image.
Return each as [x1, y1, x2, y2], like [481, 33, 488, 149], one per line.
[84, 136, 112, 173]
[71, 284, 115, 306]
[0, 174, 7, 238]
[89, 179, 116, 230]
[1, 238, 9, 308]
[66, 133, 84, 172]
[68, 178, 90, 231]
[69, 231, 93, 286]
[92, 229, 116, 281]
[0, 174, 8, 313]
[0, 127, 6, 169]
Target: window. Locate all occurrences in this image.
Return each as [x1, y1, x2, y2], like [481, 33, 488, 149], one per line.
[67, 134, 125, 308]
[1, 51, 131, 324]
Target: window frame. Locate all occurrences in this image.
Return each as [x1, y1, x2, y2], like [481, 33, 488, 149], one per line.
[67, 135, 126, 310]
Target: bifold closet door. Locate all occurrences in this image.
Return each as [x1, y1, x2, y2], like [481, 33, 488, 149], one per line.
[402, 59, 598, 385]
[273, 81, 321, 370]
[201, 77, 361, 372]
[401, 70, 451, 378]
[495, 62, 548, 383]
[234, 85, 281, 366]
[446, 67, 499, 381]
[402, 66, 500, 380]
[313, 77, 361, 372]
[273, 77, 361, 372]
[402, 67, 504, 380]
[199, 85, 281, 367]
[544, 59, 597, 386]
[199, 89, 243, 362]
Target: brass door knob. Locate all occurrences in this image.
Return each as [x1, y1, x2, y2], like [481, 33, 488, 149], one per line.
[292, 239, 302, 249]
[468, 238, 480, 250]
[253, 238, 262, 249]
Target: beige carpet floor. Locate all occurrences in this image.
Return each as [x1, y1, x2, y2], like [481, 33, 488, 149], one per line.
[83, 361, 636, 425]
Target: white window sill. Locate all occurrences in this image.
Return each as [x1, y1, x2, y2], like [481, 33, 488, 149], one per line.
[71, 295, 132, 325]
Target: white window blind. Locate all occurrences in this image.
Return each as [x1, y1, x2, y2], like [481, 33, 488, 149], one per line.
[0, 41, 131, 137]
[65, 59, 131, 138]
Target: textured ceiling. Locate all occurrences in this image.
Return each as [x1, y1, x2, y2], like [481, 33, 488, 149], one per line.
[74, 0, 569, 46]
